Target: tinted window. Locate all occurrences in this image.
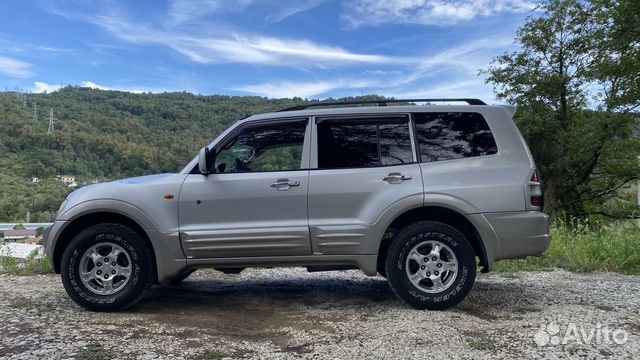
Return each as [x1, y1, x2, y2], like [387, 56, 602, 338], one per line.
[317, 117, 412, 169]
[215, 121, 306, 173]
[414, 112, 497, 162]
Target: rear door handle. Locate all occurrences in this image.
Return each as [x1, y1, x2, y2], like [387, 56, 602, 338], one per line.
[383, 173, 411, 184]
[270, 179, 300, 191]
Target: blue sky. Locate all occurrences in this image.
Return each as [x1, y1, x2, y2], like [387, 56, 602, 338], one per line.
[0, 0, 536, 102]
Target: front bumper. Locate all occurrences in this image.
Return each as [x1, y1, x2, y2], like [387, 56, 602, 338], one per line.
[43, 220, 69, 272]
[483, 211, 551, 261]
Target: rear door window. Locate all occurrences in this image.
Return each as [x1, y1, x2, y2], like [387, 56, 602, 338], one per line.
[317, 116, 413, 169]
[414, 112, 497, 162]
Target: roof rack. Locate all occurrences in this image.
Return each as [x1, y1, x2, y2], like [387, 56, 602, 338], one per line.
[277, 98, 486, 112]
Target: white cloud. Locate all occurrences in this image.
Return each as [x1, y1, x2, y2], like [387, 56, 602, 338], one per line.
[167, 0, 255, 25]
[75, 13, 406, 66]
[31, 81, 167, 94]
[341, 0, 536, 28]
[0, 56, 33, 78]
[80, 81, 162, 93]
[34, 46, 71, 52]
[266, 0, 327, 23]
[234, 78, 379, 98]
[234, 37, 511, 100]
[380, 80, 498, 103]
[235, 81, 341, 98]
[32, 82, 62, 93]
[44, 3, 406, 67]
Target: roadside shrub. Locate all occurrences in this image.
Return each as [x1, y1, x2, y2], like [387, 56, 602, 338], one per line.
[0, 255, 53, 276]
[495, 219, 640, 274]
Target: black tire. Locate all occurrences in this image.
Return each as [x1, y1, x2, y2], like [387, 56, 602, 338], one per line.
[385, 221, 476, 310]
[61, 223, 154, 311]
[170, 269, 197, 285]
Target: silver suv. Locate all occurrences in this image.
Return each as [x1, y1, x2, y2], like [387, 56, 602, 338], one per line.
[44, 98, 550, 311]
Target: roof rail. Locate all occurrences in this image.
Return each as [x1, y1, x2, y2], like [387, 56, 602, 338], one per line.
[277, 98, 487, 112]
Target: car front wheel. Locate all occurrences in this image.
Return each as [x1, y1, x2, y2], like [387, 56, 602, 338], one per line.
[385, 221, 476, 310]
[61, 223, 154, 311]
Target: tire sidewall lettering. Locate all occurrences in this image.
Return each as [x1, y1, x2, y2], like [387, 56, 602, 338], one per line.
[64, 230, 143, 305]
[388, 223, 476, 308]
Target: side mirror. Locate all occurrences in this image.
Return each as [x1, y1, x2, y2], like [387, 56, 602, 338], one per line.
[198, 147, 214, 174]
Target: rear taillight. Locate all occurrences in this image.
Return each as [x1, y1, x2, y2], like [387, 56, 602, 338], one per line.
[529, 169, 543, 209]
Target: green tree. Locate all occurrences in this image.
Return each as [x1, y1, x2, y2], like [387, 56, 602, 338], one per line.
[591, 0, 640, 112]
[483, 0, 640, 217]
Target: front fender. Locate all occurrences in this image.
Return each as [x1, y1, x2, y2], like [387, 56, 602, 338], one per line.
[60, 199, 159, 230]
[50, 199, 187, 284]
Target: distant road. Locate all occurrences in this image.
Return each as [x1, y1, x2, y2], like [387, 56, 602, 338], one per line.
[0, 223, 52, 230]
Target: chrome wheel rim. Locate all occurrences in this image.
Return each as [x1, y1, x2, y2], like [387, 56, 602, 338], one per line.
[80, 242, 132, 296]
[405, 240, 458, 294]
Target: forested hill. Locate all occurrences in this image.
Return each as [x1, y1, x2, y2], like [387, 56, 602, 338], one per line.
[0, 87, 379, 222]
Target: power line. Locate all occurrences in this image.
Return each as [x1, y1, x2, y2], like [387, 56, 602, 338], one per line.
[47, 108, 54, 134]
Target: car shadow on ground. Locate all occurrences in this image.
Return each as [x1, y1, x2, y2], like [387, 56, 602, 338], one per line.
[125, 274, 543, 333]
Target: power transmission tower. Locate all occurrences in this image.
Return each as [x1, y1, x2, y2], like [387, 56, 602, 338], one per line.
[33, 101, 37, 121]
[47, 108, 54, 134]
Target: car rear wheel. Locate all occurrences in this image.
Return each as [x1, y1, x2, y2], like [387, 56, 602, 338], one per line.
[61, 223, 154, 311]
[385, 221, 476, 310]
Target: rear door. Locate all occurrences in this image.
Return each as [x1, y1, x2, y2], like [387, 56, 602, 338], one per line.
[307, 114, 423, 255]
[179, 118, 312, 258]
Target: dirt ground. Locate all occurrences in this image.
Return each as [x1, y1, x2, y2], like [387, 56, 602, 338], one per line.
[0, 268, 638, 359]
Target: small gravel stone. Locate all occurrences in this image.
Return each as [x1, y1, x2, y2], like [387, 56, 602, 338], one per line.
[0, 268, 638, 359]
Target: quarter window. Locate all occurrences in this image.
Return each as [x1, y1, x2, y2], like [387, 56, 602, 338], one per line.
[317, 117, 413, 169]
[414, 112, 497, 162]
[215, 121, 306, 173]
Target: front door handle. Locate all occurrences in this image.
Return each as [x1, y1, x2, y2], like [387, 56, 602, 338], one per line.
[383, 173, 412, 184]
[270, 179, 300, 191]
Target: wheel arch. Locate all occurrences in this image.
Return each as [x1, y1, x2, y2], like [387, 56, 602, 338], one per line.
[52, 212, 158, 282]
[377, 206, 490, 273]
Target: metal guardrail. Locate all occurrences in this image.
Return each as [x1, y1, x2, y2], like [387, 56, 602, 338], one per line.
[0, 223, 52, 230]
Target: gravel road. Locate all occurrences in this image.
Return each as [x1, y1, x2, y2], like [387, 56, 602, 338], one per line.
[0, 268, 638, 360]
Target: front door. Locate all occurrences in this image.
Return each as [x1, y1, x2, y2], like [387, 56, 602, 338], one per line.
[179, 118, 311, 258]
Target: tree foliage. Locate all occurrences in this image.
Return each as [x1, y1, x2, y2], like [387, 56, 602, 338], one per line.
[483, 0, 640, 217]
[0, 88, 384, 222]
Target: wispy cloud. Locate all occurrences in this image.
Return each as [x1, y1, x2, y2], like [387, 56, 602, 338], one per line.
[45, 5, 407, 67]
[234, 37, 512, 99]
[0, 56, 33, 78]
[341, 0, 536, 28]
[265, 0, 327, 23]
[34, 46, 72, 52]
[38, 1, 519, 101]
[167, 0, 255, 25]
[0, 33, 72, 54]
[234, 78, 380, 98]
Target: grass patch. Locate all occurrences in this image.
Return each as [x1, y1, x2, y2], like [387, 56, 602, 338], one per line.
[196, 349, 229, 359]
[0, 256, 53, 276]
[78, 341, 110, 360]
[8, 298, 33, 309]
[495, 219, 640, 275]
[594, 304, 615, 311]
[468, 339, 496, 351]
